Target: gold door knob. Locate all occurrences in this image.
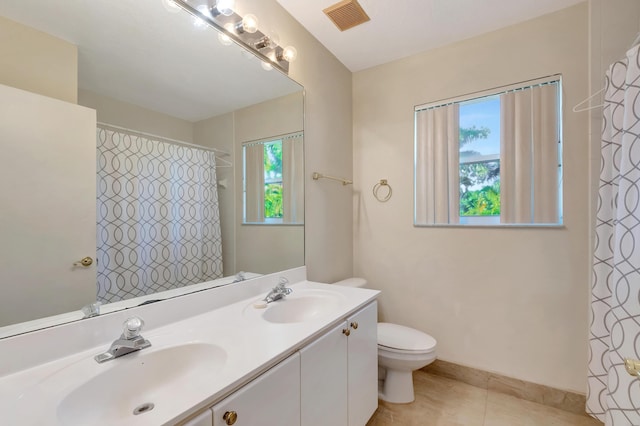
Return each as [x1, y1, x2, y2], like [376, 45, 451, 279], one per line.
[350, 321, 359, 330]
[74, 256, 93, 267]
[625, 358, 640, 377]
[343, 328, 351, 336]
[223, 411, 238, 425]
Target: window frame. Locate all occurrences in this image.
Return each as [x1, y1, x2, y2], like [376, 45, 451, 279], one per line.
[241, 132, 304, 226]
[413, 74, 564, 228]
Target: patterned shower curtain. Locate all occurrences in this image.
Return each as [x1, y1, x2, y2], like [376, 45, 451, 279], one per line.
[588, 45, 640, 424]
[96, 125, 223, 303]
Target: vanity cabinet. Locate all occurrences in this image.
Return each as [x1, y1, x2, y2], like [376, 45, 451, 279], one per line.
[181, 301, 377, 426]
[182, 409, 213, 426]
[211, 353, 301, 426]
[300, 301, 378, 426]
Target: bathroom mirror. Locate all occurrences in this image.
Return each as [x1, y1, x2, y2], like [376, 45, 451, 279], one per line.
[0, 0, 304, 337]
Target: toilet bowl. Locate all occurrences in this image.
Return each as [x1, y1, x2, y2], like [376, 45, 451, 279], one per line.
[378, 323, 437, 403]
[333, 278, 437, 404]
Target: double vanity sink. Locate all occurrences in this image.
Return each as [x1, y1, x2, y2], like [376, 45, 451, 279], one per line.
[0, 276, 378, 425]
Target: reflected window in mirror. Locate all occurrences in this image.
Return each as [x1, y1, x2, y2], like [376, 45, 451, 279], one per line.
[414, 76, 562, 227]
[243, 132, 304, 225]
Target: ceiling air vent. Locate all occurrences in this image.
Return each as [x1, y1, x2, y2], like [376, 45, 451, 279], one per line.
[323, 0, 370, 32]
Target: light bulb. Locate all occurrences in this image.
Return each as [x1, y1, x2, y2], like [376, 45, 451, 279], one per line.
[282, 46, 298, 62]
[162, 0, 181, 13]
[218, 23, 235, 46]
[193, 5, 210, 28]
[261, 61, 273, 71]
[241, 14, 259, 34]
[215, 0, 235, 16]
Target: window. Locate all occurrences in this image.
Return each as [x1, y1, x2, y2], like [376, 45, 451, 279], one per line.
[414, 76, 562, 226]
[243, 132, 304, 225]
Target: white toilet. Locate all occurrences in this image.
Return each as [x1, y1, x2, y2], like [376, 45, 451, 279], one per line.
[334, 278, 437, 404]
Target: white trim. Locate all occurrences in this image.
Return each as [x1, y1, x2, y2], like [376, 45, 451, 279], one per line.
[241, 131, 304, 147]
[460, 154, 500, 165]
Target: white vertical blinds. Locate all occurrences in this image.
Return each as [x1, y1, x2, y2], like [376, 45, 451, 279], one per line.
[282, 133, 304, 223]
[244, 143, 265, 222]
[415, 104, 460, 224]
[500, 83, 559, 223]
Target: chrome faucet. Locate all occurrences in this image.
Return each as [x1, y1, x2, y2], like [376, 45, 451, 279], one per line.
[263, 277, 293, 303]
[232, 271, 246, 283]
[94, 317, 151, 363]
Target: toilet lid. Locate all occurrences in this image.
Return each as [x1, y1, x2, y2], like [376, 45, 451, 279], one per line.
[378, 323, 437, 353]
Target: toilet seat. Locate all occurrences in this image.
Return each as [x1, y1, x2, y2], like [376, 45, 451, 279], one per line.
[378, 323, 437, 354]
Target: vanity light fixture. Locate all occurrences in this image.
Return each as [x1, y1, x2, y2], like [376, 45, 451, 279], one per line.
[217, 23, 235, 45]
[162, 0, 181, 13]
[279, 46, 298, 62]
[254, 36, 275, 50]
[171, 0, 297, 74]
[236, 14, 258, 34]
[193, 4, 211, 28]
[211, 0, 235, 17]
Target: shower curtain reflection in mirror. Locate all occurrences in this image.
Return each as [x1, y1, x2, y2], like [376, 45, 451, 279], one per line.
[96, 125, 223, 303]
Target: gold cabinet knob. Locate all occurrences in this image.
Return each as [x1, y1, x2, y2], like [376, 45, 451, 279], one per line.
[74, 256, 93, 267]
[343, 328, 351, 336]
[625, 358, 640, 377]
[223, 411, 238, 425]
[350, 321, 359, 330]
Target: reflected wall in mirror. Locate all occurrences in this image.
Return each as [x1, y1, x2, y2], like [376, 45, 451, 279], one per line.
[0, 0, 304, 337]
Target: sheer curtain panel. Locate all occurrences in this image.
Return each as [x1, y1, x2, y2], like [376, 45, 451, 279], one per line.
[244, 143, 265, 223]
[415, 104, 460, 224]
[500, 84, 559, 223]
[282, 133, 304, 223]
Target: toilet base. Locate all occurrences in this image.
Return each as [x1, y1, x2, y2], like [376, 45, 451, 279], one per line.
[378, 369, 415, 404]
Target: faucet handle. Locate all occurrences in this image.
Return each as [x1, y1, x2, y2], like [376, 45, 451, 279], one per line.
[277, 277, 292, 295]
[277, 277, 289, 288]
[123, 317, 145, 339]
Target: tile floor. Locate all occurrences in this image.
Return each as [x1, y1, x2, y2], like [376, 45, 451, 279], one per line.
[366, 371, 603, 426]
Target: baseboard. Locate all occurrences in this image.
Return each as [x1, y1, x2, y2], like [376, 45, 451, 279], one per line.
[421, 360, 589, 417]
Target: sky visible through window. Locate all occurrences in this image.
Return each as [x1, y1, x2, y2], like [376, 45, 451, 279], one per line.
[458, 96, 501, 217]
[459, 96, 500, 156]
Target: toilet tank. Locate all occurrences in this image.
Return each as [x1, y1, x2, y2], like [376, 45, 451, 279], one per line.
[333, 278, 367, 288]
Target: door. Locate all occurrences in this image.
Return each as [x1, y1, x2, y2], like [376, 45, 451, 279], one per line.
[0, 84, 97, 326]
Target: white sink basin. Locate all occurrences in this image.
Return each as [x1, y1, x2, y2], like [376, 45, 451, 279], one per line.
[57, 343, 227, 425]
[258, 289, 347, 323]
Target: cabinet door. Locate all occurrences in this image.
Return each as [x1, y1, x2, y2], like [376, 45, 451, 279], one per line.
[212, 353, 300, 426]
[300, 322, 348, 426]
[347, 302, 378, 426]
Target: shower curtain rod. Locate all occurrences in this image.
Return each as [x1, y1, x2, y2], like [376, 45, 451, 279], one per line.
[97, 122, 232, 167]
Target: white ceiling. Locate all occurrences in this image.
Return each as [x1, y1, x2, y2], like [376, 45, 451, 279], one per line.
[0, 0, 302, 122]
[275, 0, 585, 72]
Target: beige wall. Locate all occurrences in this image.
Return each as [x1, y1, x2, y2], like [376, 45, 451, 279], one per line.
[233, 93, 304, 275]
[79, 89, 194, 143]
[0, 15, 77, 103]
[238, 0, 354, 283]
[353, 4, 589, 393]
[194, 112, 236, 275]
[194, 93, 305, 276]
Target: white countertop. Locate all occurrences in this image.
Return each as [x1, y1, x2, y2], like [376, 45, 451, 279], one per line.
[0, 280, 379, 425]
